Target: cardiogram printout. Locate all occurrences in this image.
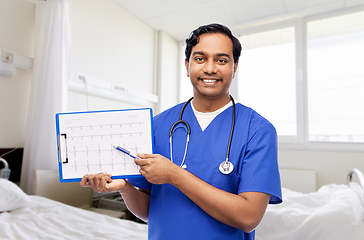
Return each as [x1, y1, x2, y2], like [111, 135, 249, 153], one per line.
[56, 108, 153, 182]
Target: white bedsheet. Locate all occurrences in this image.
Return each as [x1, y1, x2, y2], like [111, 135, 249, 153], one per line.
[0, 195, 148, 240]
[256, 182, 364, 240]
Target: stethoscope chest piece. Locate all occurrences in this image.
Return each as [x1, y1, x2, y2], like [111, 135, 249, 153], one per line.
[219, 161, 234, 174]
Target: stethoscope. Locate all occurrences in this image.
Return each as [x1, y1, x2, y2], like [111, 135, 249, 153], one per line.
[169, 95, 236, 175]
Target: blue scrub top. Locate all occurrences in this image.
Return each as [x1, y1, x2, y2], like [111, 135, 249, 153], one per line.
[128, 102, 282, 240]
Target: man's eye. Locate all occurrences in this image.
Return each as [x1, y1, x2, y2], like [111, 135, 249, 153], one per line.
[195, 57, 204, 61]
[217, 59, 227, 63]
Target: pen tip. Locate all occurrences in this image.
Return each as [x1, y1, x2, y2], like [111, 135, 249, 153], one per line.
[112, 145, 116, 148]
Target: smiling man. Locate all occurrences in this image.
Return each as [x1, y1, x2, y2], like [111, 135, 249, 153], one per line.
[81, 23, 282, 240]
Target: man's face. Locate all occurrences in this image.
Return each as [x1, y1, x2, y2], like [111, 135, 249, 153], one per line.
[185, 33, 238, 101]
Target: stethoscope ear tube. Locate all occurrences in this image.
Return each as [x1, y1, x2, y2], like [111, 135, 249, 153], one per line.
[225, 95, 235, 161]
[169, 120, 191, 137]
[179, 97, 194, 120]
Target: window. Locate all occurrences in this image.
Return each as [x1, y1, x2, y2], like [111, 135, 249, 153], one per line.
[238, 27, 297, 137]
[307, 11, 364, 143]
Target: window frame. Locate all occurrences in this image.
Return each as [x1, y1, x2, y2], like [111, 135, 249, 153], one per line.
[235, 19, 305, 144]
[301, 6, 364, 151]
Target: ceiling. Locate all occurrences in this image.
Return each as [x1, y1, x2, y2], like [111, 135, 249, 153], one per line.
[113, 0, 364, 41]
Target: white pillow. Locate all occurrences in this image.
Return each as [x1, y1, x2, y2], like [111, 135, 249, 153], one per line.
[0, 178, 33, 212]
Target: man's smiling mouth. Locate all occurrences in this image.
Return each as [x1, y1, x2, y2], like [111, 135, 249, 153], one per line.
[200, 78, 220, 83]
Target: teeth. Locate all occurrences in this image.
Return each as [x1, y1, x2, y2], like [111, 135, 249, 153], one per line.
[203, 79, 217, 83]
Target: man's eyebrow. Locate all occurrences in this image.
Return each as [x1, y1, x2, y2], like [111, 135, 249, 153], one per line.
[216, 53, 231, 59]
[192, 51, 205, 56]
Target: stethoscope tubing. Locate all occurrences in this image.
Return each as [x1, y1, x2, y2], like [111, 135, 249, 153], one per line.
[169, 97, 193, 137]
[225, 96, 235, 161]
[169, 95, 236, 173]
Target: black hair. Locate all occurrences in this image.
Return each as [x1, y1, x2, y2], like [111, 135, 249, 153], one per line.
[185, 23, 242, 63]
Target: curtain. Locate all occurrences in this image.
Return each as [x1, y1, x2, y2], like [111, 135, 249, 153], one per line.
[20, 0, 71, 194]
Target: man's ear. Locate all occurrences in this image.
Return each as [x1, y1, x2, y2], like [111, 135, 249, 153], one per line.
[185, 58, 190, 77]
[233, 62, 239, 78]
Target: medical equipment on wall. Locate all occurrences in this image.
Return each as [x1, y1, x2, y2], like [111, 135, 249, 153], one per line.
[169, 95, 236, 175]
[0, 157, 11, 179]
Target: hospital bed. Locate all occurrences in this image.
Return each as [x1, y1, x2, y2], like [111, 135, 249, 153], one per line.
[256, 168, 364, 240]
[0, 170, 148, 240]
[1, 168, 363, 239]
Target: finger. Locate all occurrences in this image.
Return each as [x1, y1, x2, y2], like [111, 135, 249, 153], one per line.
[86, 174, 96, 187]
[134, 158, 149, 166]
[80, 174, 90, 186]
[93, 174, 101, 188]
[139, 167, 147, 176]
[81, 181, 90, 186]
[137, 153, 155, 159]
[93, 172, 110, 191]
[98, 176, 108, 192]
[100, 174, 113, 190]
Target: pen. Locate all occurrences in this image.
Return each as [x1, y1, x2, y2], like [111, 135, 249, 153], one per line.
[113, 145, 140, 159]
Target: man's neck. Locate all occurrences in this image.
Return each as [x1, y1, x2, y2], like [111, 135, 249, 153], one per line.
[192, 95, 231, 113]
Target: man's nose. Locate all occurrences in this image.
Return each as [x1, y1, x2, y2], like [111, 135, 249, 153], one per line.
[203, 60, 217, 74]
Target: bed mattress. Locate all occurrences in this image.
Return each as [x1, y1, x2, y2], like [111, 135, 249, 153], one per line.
[0, 195, 148, 240]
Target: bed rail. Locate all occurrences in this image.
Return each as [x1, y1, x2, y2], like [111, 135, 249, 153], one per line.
[347, 168, 364, 189]
[347, 168, 364, 220]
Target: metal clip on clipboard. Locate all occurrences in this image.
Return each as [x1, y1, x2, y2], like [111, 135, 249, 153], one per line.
[58, 133, 68, 163]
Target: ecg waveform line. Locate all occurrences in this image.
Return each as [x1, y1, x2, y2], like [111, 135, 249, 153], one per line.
[67, 132, 145, 140]
[67, 143, 142, 172]
[65, 122, 144, 130]
[68, 161, 139, 173]
[68, 146, 143, 155]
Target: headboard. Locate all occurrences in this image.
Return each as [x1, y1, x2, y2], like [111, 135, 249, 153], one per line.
[280, 168, 317, 193]
[33, 169, 93, 208]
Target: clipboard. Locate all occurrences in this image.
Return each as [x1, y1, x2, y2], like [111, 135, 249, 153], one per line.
[56, 108, 154, 182]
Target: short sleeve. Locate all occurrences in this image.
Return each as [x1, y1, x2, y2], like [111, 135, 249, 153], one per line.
[238, 122, 282, 204]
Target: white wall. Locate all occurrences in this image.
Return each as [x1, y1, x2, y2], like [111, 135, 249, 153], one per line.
[68, 0, 157, 112]
[156, 31, 179, 113]
[0, 0, 179, 149]
[0, 0, 34, 148]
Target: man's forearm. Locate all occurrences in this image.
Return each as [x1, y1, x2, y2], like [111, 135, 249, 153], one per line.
[120, 181, 151, 222]
[169, 168, 270, 232]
